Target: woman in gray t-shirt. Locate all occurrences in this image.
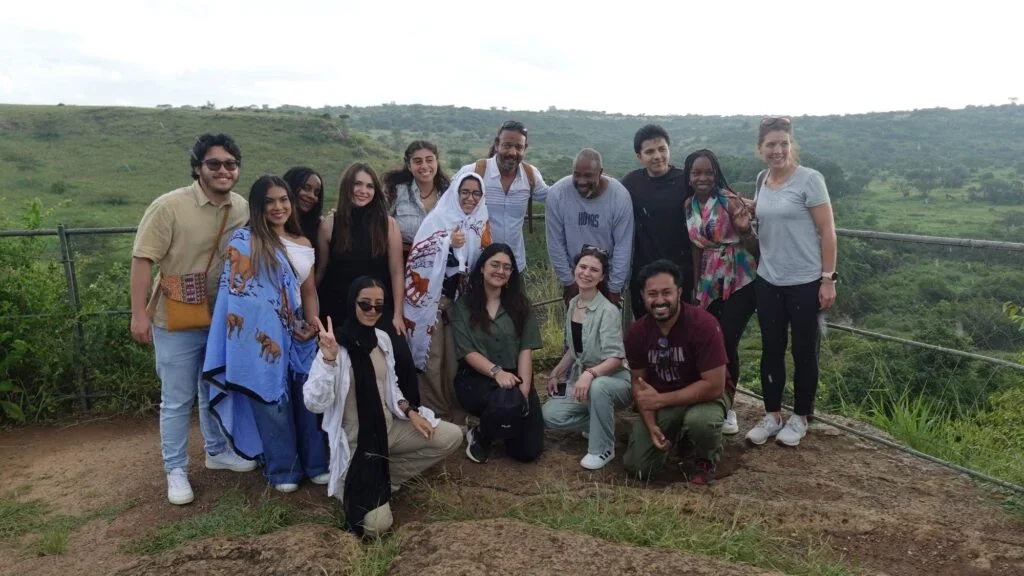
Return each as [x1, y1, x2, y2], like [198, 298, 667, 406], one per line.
[744, 117, 838, 449]
[384, 140, 451, 259]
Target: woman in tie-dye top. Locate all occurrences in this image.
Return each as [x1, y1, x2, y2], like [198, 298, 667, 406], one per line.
[682, 149, 758, 436]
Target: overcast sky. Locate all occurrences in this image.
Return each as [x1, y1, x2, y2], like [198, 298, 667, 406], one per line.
[2, 0, 1021, 117]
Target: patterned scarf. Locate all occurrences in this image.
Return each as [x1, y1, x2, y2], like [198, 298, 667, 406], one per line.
[685, 190, 756, 308]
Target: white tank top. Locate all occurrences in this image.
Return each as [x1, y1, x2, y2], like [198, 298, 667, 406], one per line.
[282, 236, 315, 304]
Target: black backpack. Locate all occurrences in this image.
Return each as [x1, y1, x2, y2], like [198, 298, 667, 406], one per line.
[481, 386, 528, 440]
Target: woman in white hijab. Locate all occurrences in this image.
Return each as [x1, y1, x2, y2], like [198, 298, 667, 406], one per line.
[403, 172, 490, 429]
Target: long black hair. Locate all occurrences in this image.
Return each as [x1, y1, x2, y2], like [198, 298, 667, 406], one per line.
[681, 149, 734, 199]
[332, 163, 389, 257]
[465, 243, 531, 337]
[384, 140, 450, 207]
[282, 166, 324, 245]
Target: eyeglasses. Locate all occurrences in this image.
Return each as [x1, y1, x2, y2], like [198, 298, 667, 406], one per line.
[202, 159, 239, 171]
[760, 116, 792, 129]
[581, 244, 609, 257]
[655, 336, 673, 368]
[459, 189, 483, 199]
[356, 301, 385, 313]
[499, 120, 527, 135]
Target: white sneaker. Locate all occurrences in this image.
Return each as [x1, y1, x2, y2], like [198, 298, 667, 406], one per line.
[776, 415, 808, 447]
[580, 449, 614, 470]
[205, 450, 257, 472]
[310, 473, 330, 485]
[745, 413, 784, 445]
[581, 430, 590, 440]
[723, 410, 739, 435]
[166, 468, 194, 505]
[390, 483, 402, 493]
[274, 483, 299, 493]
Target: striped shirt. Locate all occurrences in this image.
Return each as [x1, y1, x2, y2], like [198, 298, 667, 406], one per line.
[453, 157, 549, 271]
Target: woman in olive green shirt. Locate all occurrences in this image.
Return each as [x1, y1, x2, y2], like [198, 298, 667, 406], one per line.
[542, 247, 631, 471]
[452, 243, 544, 464]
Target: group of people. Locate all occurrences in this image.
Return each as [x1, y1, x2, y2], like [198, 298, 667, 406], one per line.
[129, 116, 838, 538]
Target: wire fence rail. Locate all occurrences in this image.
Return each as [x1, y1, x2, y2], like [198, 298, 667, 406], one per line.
[2, 222, 1023, 493]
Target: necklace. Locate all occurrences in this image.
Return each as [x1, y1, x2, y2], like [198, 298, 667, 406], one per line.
[418, 186, 435, 200]
[575, 299, 592, 309]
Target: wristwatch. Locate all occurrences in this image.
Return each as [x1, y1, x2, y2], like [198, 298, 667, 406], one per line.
[822, 271, 838, 282]
[489, 364, 502, 378]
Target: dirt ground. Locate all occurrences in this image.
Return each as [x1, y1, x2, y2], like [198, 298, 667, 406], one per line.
[1, 393, 1022, 576]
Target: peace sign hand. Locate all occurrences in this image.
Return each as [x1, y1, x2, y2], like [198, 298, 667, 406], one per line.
[313, 316, 338, 362]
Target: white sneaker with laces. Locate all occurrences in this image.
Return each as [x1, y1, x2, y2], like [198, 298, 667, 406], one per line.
[722, 410, 739, 435]
[274, 483, 299, 493]
[580, 449, 614, 470]
[166, 468, 194, 505]
[310, 473, 330, 485]
[745, 413, 784, 445]
[206, 450, 257, 472]
[776, 414, 808, 447]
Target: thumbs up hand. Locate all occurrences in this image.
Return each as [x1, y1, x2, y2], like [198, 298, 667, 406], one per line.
[634, 377, 663, 412]
[451, 225, 466, 249]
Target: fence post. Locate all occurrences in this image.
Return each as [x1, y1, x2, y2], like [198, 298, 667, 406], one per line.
[58, 224, 90, 411]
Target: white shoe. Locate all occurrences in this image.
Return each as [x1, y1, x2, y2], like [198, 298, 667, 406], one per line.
[722, 410, 739, 435]
[390, 483, 402, 493]
[205, 450, 257, 472]
[581, 430, 590, 440]
[310, 473, 330, 485]
[776, 415, 808, 447]
[166, 468, 194, 505]
[580, 449, 614, 470]
[274, 483, 299, 493]
[745, 413, 784, 445]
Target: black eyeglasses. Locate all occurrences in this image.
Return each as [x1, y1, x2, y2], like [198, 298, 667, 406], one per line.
[202, 159, 239, 171]
[499, 120, 527, 135]
[581, 244, 609, 257]
[356, 301, 385, 313]
[459, 189, 483, 199]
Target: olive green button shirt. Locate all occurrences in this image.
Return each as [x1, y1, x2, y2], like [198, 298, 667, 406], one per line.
[452, 298, 543, 371]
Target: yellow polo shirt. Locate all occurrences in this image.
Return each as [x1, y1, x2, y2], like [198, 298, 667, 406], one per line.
[132, 181, 249, 329]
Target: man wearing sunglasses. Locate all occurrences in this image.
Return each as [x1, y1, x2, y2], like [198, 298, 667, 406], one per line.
[130, 133, 255, 506]
[453, 120, 549, 276]
[622, 260, 731, 485]
[545, 148, 634, 307]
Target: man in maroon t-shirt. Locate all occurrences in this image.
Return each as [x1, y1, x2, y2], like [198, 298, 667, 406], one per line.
[623, 259, 731, 484]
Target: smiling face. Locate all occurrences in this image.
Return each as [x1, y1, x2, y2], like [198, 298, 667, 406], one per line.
[574, 254, 605, 291]
[264, 185, 292, 228]
[572, 158, 602, 198]
[196, 146, 239, 196]
[408, 147, 438, 186]
[458, 177, 482, 214]
[482, 252, 514, 290]
[494, 130, 527, 173]
[351, 170, 376, 207]
[296, 174, 322, 214]
[758, 130, 793, 170]
[689, 156, 715, 198]
[355, 286, 385, 327]
[643, 272, 681, 323]
[638, 137, 670, 177]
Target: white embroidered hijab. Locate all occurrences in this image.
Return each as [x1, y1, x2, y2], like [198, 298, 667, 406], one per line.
[403, 172, 490, 369]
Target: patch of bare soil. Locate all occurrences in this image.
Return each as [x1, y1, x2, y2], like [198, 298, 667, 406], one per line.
[111, 523, 363, 576]
[391, 518, 782, 576]
[1, 390, 1022, 576]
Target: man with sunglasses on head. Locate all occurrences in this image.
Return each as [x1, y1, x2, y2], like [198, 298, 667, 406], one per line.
[130, 133, 255, 506]
[622, 259, 731, 485]
[453, 120, 549, 277]
[545, 148, 634, 307]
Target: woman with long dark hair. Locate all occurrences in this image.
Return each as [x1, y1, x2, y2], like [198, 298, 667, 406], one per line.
[452, 243, 544, 464]
[303, 276, 462, 538]
[282, 166, 324, 248]
[542, 247, 632, 470]
[316, 162, 421, 405]
[681, 149, 758, 436]
[203, 175, 326, 493]
[745, 117, 837, 448]
[385, 141, 451, 259]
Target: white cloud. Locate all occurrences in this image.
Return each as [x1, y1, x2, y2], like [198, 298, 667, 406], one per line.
[1, 0, 1021, 115]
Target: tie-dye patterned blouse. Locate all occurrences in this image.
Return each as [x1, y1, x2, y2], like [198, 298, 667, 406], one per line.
[685, 191, 756, 309]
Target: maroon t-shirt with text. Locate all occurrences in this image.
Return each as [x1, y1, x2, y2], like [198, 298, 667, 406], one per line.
[624, 303, 732, 397]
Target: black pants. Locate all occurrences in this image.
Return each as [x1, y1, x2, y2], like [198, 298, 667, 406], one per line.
[629, 260, 693, 321]
[705, 282, 757, 401]
[754, 277, 821, 416]
[453, 362, 544, 462]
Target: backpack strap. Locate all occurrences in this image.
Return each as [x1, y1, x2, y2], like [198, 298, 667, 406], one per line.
[522, 162, 536, 233]
[754, 169, 768, 204]
[474, 159, 487, 178]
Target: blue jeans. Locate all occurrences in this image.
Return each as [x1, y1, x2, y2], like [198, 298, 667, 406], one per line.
[153, 326, 228, 473]
[246, 371, 329, 485]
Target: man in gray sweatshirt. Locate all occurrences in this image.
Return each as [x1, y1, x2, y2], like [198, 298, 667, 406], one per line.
[545, 148, 634, 306]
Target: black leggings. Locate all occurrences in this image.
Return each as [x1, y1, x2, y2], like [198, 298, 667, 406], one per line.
[754, 277, 821, 416]
[453, 362, 544, 462]
[705, 282, 757, 401]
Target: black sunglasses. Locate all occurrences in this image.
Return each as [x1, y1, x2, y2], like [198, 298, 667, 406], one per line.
[760, 116, 792, 129]
[499, 120, 527, 135]
[356, 301, 384, 313]
[655, 336, 673, 369]
[202, 159, 239, 171]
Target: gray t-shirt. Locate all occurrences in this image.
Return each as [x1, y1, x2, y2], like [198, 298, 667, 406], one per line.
[544, 175, 634, 292]
[755, 166, 830, 286]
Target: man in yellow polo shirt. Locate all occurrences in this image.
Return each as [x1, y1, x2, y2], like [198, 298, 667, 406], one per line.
[130, 133, 254, 505]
